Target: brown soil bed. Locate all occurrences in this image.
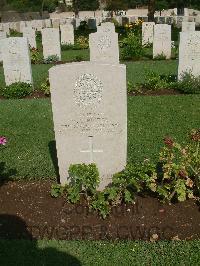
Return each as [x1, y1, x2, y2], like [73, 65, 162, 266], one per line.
[0, 181, 199, 241]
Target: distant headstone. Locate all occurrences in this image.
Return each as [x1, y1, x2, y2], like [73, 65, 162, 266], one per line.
[166, 17, 174, 25]
[178, 32, 200, 79]
[98, 22, 115, 33]
[142, 22, 155, 46]
[88, 18, 97, 30]
[45, 19, 52, 28]
[89, 25, 119, 64]
[182, 22, 195, 32]
[0, 31, 7, 62]
[41, 28, 61, 60]
[23, 27, 37, 48]
[121, 16, 129, 26]
[49, 62, 127, 190]
[31, 20, 44, 31]
[153, 24, 171, 59]
[60, 24, 74, 45]
[2, 23, 10, 35]
[0, 37, 33, 85]
[20, 21, 27, 33]
[52, 19, 60, 28]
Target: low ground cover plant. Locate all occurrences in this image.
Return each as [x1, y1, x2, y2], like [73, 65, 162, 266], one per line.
[44, 55, 60, 64]
[128, 71, 200, 94]
[2, 82, 33, 99]
[30, 47, 41, 64]
[51, 129, 200, 218]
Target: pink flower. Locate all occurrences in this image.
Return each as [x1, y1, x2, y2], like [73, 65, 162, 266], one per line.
[0, 136, 7, 145]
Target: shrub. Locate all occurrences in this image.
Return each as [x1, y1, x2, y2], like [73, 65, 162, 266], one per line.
[143, 71, 169, 90]
[30, 47, 41, 64]
[40, 78, 50, 96]
[172, 72, 200, 94]
[121, 32, 144, 60]
[156, 129, 200, 202]
[67, 163, 99, 203]
[2, 82, 33, 99]
[76, 36, 89, 49]
[44, 55, 60, 64]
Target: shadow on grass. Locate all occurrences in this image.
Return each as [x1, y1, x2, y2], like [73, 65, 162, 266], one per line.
[48, 140, 60, 183]
[0, 214, 81, 265]
[0, 162, 17, 187]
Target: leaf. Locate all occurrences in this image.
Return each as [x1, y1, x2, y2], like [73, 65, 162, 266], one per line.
[124, 189, 134, 203]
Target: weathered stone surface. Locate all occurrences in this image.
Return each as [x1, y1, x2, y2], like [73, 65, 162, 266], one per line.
[178, 31, 200, 79]
[142, 22, 155, 46]
[41, 28, 61, 60]
[1, 37, 33, 85]
[60, 24, 74, 45]
[153, 24, 171, 59]
[0, 31, 7, 62]
[49, 62, 127, 190]
[23, 27, 36, 48]
[182, 22, 195, 32]
[89, 25, 119, 64]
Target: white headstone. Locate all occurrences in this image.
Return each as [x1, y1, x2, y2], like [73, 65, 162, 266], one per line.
[45, 19, 52, 28]
[153, 24, 171, 59]
[49, 62, 127, 190]
[60, 24, 74, 45]
[182, 22, 195, 32]
[89, 26, 119, 64]
[2, 23, 10, 35]
[1, 37, 33, 86]
[142, 22, 155, 46]
[52, 19, 60, 28]
[41, 28, 61, 60]
[97, 22, 115, 33]
[23, 27, 37, 49]
[178, 32, 200, 79]
[20, 21, 27, 33]
[0, 31, 7, 62]
[31, 20, 44, 31]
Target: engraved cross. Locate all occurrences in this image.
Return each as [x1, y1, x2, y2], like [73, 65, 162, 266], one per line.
[80, 136, 103, 163]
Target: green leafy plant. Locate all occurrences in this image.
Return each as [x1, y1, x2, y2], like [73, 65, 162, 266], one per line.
[51, 184, 65, 198]
[67, 163, 99, 203]
[40, 78, 50, 96]
[44, 55, 60, 64]
[61, 44, 75, 50]
[121, 32, 144, 60]
[50, 129, 200, 218]
[143, 71, 169, 90]
[171, 72, 200, 94]
[91, 192, 110, 219]
[156, 129, 200, 202]
[2, 82, 33, 99]
[127, 81, 142, 94]
[30, 47, 41, 64]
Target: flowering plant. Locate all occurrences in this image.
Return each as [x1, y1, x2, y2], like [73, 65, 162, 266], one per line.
[155, 129, 200, 202]
[0, 137, 7, 146]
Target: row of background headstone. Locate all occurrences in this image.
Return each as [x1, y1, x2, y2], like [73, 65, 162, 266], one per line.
[0, 21, 200, 90]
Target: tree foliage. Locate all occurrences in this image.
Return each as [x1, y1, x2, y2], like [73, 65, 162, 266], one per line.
[72, 0, 99, 11]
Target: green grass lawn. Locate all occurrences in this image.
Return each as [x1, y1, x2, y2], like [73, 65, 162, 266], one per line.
[0, 95, 199, 181]
[0, 240, 200, 265]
